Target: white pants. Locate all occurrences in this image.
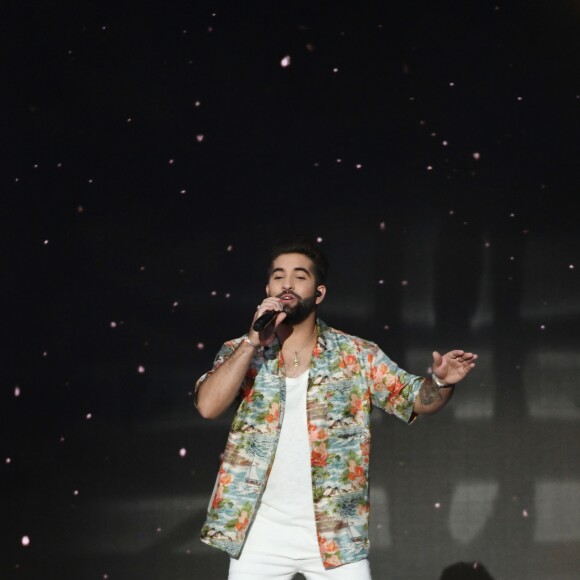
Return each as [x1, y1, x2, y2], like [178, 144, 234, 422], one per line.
[228, 552, 371, 580]
[228, 512, 371, 579]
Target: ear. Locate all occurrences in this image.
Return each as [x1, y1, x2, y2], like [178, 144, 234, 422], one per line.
[265, 284, 270, 297]
[315, 285, 327, 304]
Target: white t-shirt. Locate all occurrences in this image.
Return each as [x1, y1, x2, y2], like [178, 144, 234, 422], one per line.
[244, 370, 320, 558]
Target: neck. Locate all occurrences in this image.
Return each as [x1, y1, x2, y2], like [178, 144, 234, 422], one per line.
[276, 314, 317, 348]
[279, 319, 317, 376]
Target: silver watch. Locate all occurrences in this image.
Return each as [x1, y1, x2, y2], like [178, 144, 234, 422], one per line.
[432, 372, 453, 388]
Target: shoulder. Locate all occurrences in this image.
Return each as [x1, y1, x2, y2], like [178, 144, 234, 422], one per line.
[318, 319, 379, 353]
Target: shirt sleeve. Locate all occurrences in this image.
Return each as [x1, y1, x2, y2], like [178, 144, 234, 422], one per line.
[366, 343, 424, 424]
[193, 337, 245, 409]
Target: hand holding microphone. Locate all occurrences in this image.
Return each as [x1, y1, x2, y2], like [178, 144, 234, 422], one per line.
[250, 299, 286, 345]
[253, 309, 279, 331]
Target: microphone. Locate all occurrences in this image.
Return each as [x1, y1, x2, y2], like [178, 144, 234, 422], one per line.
[252, 309, 279, 332]
[252, 310, 281, 332]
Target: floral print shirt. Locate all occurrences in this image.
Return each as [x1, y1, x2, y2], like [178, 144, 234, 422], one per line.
[196, 319, 423, 569]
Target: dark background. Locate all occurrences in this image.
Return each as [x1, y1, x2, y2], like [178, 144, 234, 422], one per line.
[2, 1, 579, 579]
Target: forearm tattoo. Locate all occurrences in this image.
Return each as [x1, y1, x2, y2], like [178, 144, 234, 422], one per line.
[419, 378, 444, 406]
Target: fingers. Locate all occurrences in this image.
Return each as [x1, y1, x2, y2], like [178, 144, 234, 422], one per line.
[458, 352, 478, 364]
[250, 298, 285, 347]
[447, 350, 477, 362]
[254, 298, 283, 321]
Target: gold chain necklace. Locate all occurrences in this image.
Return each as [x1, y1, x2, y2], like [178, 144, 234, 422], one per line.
[286, 327, 317, 367]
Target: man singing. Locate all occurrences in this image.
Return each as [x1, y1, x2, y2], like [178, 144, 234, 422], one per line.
[195, 236, 477, 579]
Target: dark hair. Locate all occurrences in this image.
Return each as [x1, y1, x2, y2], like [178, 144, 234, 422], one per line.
[268, 236, 329, 285]
[439, 562, 495, 580]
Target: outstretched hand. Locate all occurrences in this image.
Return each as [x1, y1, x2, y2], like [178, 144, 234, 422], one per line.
[432, 349, 478, 385]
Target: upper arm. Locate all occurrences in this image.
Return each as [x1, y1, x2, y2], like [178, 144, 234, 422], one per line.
[367, 346, 423, 424]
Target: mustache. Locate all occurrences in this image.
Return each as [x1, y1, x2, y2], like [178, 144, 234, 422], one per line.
[276, 291, 300, 299]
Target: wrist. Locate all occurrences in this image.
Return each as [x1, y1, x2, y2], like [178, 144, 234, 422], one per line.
[243, 335, 260, 349]
[432, 372, 454, 388]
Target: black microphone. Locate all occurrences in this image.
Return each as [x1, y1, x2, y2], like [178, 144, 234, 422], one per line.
[252, 309, 279, 332]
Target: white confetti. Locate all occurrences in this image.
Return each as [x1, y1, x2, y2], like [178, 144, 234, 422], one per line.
[179, 448, 187, 457]
[280, 55, 291, 67]
[22, 536, 30, 547]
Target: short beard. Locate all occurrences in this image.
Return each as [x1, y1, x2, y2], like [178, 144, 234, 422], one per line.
[281, 293, 317, 325]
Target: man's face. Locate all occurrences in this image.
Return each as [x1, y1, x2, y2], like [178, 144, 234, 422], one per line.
[266, 253, 320, 324]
